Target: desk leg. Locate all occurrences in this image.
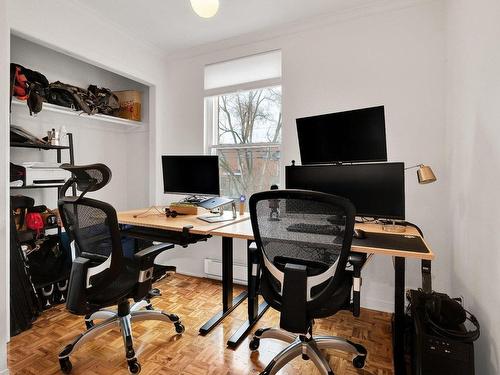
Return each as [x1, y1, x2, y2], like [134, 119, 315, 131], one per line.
[393, 257, 407, 375]
[227, 240, 269, 349]
[199, 236, 247, 335]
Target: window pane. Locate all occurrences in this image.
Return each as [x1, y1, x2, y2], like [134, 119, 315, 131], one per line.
[217, 87, 282, 145]
[217, 147, 280, 199]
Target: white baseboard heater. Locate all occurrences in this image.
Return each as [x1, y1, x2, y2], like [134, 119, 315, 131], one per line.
[204, 258, 248, 285]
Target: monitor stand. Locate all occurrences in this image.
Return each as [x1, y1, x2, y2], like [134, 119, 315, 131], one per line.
[198, 202, 237, 223]
[198, 211, 237, 223]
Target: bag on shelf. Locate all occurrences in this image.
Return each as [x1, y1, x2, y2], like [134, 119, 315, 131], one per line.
[11, 195, 35, 231]
[10, 63, 49, 115]
[46, 81, 98, 115]
[88, 85, 120, 116]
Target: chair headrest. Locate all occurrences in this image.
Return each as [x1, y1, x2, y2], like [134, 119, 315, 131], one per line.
[60, 163, 112, 192]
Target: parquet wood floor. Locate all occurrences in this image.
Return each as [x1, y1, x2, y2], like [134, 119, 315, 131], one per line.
[8, 274, 394, 375]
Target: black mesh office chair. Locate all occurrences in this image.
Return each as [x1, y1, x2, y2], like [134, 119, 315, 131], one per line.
[57, 164, 184, 374]
[248, 190, 367, 375]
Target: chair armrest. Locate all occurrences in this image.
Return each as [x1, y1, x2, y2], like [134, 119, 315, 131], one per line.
[66, 257, 90, 315]
[248, 242, 261, 299]
[348, 253, 367, 317]
[134, 243, 175, 269]
[348, 253, 366, 268]
[133, 243, 175, 301]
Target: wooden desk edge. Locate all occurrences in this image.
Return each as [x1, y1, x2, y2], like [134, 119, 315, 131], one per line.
[117, 210, 250, 235]
[210, 220, 435, 260]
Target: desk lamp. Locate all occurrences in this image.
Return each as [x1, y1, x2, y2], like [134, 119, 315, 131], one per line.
[383, 164, 437, 233]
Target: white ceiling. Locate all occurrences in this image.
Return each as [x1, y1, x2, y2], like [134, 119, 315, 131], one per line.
[75, 0, 380, 55]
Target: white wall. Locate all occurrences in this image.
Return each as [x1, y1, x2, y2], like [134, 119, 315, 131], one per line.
[10, 35, 150, 211]
[446, 0, 500, 373]
[0, 0, 10, 372]
[158, 0, 450, 312]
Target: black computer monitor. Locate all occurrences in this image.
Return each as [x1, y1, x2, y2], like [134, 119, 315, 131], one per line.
[296, 105, 387, 164]
[162, 155, 220, 196]
[285, 162, 405, 220]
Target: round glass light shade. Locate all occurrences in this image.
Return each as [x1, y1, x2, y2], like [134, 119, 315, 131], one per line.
[190, 0, 219, 18]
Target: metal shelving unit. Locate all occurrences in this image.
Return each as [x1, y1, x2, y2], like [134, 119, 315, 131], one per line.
[10, 134, 76, 301]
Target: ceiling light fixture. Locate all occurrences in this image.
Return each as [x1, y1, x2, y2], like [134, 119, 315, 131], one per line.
[190, 0, 219, 18]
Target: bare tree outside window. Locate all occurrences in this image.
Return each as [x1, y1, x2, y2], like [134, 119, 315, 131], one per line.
[209, 86, 282, 198]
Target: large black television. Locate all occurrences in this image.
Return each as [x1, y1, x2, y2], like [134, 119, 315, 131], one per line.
[285, 162, 405, 220]
[162, 155, 220, 196]
[296, 105, 387, 164]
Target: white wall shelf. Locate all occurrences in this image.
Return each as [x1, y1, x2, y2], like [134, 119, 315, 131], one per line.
[11, 99, 145, 130]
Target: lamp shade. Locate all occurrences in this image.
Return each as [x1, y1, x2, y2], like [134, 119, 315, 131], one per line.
[190, 0, 219, 18]
[417, 165, 437, 184]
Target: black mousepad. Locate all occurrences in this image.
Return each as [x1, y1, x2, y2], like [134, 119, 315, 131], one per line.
[352, 232, 429, 253]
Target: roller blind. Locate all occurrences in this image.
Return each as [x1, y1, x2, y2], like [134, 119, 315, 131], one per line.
[204, 50, 282, 95]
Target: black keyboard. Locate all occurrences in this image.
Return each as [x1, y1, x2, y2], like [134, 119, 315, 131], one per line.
[287, 223, 342, 235]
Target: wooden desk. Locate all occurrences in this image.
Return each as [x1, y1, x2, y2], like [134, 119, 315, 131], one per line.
[211, 219, 434, 375]
[212, 220, 434, 259]
[117, 208, 251, 337]
[118, 208, 249, 235]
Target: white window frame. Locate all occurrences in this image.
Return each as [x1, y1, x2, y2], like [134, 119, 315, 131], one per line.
[204, 81, 282, 197]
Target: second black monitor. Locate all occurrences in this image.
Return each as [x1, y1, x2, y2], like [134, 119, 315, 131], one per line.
[296, 105, 387, 164]
[162, 155, 220, 196]
[285, 162, 405, 220]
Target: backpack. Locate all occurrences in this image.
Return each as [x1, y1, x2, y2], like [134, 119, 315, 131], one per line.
[10, 63, 49, 115]
[26, 235, 66, 286]
[88, 85, 120, 116]
[47, 81, 98, 115]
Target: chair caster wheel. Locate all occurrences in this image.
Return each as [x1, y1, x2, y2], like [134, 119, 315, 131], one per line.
[353, 355, 366, 369]
[59, 357, 72, 374]
[128, 360, 141, 374]
[174, 323, 185, 334]
[85, 320, 94, 329]
[249, 338, 260, 351]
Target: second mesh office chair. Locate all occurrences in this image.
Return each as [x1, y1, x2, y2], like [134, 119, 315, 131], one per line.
[248, 190, 367, 375]
[57, 164, 184, 374]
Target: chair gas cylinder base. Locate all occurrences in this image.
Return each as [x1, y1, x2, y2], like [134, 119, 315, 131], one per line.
[59, 300, 184, 374]
[57, 164, 184, 374]
[248, 190, 368, 375]
[249, 326, 366, 375]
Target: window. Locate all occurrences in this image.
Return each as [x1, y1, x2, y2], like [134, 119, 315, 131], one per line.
[204, 51, 282, 199]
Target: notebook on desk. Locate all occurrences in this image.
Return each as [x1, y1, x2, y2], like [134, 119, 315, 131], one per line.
[352, 232, 429, 254]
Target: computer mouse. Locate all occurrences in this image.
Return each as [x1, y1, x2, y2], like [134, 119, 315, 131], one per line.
[353, 229, 366, 239]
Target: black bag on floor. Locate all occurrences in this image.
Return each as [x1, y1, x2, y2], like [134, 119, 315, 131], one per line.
[27, 235, 68, 287]
[10, 210, 42, 336]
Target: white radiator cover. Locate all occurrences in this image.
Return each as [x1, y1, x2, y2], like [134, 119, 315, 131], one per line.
[204, 258, 248, 285]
